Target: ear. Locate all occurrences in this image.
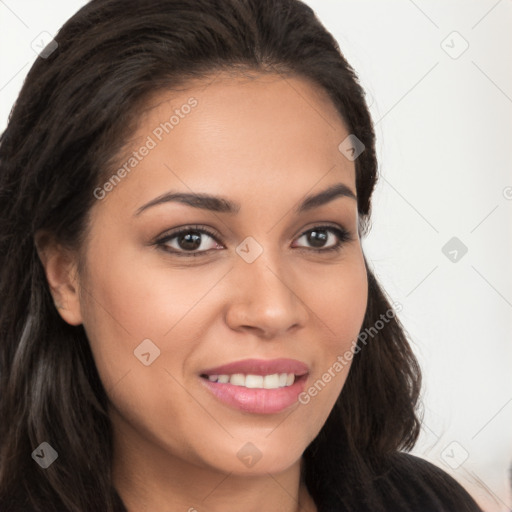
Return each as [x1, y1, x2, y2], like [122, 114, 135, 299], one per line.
[34, 231, 83, 326]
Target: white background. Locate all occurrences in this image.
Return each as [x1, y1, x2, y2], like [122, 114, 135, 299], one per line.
[1, 1, 511, 511]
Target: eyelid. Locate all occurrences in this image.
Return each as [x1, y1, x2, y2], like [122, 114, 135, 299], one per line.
[297, 222, 348, 238]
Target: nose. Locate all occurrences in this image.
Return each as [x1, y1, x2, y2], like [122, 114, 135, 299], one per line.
[224, 248, 309, 339]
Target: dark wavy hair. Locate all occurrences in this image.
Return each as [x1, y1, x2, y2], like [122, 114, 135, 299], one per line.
[0, 1, 427, 510]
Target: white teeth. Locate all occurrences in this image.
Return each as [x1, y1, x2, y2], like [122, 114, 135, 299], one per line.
[263, 374, 280, 389]
[230, 373, 245, 386]
[245, 375, 264, 388]
[206, 372, 297, 389]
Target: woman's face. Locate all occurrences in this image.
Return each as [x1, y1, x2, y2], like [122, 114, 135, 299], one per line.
[73, 73, 368, 476]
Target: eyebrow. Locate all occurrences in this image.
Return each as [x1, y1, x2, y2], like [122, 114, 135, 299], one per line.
[134, 182, 356, 216]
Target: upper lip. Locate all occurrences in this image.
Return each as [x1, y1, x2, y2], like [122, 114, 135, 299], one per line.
[200, 358, 309, 377]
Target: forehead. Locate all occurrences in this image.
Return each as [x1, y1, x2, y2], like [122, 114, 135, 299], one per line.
[99, 72, 356, 214]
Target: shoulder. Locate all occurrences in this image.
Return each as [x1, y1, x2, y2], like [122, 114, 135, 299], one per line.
[375, 452, 483, 512]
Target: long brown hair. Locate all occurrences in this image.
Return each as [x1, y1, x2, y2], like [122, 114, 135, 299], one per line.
[0, 1, 422, 510]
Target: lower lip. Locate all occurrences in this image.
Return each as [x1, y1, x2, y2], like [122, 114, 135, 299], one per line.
[200, 375, 308, 414]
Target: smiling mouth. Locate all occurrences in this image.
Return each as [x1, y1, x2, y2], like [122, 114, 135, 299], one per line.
[199, 372, 309, 414]
[198, 358, 310, 413]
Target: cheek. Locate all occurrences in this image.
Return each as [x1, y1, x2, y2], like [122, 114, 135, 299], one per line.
[324, 265, 367, 338]
[78, 242, 230, 390]
[78, 251, 227, 460]
[297, 253, 368, 411]
[305, 251, 368, 351]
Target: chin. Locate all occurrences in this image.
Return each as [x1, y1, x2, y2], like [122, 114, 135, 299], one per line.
[200, 434, 307, 476]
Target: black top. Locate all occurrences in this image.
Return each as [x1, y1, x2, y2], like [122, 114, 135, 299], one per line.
[369, 452, 483, 512]
[111, 453, 483, 512]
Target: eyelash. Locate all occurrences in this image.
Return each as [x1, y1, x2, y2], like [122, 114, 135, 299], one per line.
[155, 224, 352, 258]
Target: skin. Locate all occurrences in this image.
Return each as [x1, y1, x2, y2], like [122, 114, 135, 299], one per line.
[37, 73, 368, 512]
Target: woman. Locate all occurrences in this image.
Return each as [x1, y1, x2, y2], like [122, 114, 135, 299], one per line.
[0, 0, 483, 510]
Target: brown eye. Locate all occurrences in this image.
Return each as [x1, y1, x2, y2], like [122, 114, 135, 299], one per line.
[304, 229, 329, 248]
[176, 231, 203, 251]
[293, 226, 351, 252]
[158, 226, 223, 256]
